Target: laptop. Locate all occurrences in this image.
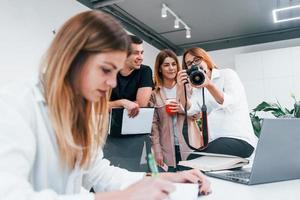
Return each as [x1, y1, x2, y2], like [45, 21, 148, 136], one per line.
[105, 107, 154, 171]
[108, 107, 154, 136]
[205, 118, 300, 185]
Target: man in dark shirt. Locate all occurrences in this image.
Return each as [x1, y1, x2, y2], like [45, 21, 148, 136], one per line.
[109, 35, 153, 117]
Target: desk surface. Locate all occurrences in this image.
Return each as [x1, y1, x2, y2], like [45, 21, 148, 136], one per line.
[200, 177, 300, 200]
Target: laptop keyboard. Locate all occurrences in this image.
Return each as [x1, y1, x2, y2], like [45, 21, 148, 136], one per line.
[224, 171, 251, 179]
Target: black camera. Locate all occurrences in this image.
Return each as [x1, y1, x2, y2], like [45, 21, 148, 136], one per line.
[186, 65, 206, 85]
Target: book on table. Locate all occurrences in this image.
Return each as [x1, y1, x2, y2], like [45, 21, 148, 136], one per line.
[178, 152, 249, 172]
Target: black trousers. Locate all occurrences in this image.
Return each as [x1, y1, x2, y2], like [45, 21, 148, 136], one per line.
[187, 137, 254, 160]
[167, 145, 182, 172]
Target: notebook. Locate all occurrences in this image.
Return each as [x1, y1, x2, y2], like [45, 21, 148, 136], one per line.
[178, 152, 249, 172]
[108, 107, 154, 136]
[205, 118, 300, 185]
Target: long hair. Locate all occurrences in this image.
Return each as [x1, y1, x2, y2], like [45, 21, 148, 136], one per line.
[40, 11, 130, 168]
[153, 49, 181, 88]
[182, 47, 217, 70]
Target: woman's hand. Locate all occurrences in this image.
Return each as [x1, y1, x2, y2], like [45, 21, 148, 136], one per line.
[155, 153, 164, 167]
[167, 100, 181, 114]
[158, 169, 211, 195]
[95, 177, 175, 200]
[177, 70, 189, 87]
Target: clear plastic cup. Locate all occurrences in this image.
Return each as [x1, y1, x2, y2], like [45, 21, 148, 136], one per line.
[165, 98, 176, 116]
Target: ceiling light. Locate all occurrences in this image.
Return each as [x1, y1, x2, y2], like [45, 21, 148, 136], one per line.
[174, 18, 180, 28]
[161, 4, 167, 18]
[161, 3, 191, 39]
[272, 4, 300, 23]
[186, 28, 191, 39]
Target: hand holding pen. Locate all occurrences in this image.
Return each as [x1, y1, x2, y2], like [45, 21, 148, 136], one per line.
[148, 153, 211, 195]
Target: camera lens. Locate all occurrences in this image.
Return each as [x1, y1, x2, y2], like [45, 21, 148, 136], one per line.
[186, 65, 205, 85]
[190, 72, 205, 85]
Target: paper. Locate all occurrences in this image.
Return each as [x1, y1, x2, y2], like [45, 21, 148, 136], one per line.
[168, 183, 198, 200]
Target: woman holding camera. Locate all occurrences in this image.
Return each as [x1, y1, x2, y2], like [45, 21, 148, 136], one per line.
[149, 49, 202, 171]
[178, 47, 257, 159]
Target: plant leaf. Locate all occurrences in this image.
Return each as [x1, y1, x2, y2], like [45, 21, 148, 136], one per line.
[271, 110, 285, 118]
[253, 101, 272, 112]
[250, 115, 261, 137]
[285, 108, 293, 114]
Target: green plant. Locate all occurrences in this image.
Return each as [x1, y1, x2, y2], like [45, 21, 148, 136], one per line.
[291, 93, 300, 118]
[250, 94, 300, 137]
[196, 118, 202, 130]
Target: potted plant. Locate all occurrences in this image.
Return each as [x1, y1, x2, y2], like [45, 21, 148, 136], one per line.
[250, 94, 300, 137]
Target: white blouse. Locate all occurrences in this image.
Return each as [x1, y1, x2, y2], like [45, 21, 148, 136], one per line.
[188, 68, 258, 147]
[0, 79, 144, 200]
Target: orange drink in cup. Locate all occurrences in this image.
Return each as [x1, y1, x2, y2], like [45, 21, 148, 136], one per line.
[165, 98, 176, 116]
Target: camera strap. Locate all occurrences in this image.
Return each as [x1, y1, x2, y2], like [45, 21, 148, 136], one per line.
[182, 85, 209, 151]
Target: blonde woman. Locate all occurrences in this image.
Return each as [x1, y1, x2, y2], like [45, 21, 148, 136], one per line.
[0, 11, 210, 199]
[178, 47, 257, 160]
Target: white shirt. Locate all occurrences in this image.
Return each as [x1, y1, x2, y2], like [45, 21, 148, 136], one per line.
[0, 79, 144, 200]
[188, 68, 258, 147]
[163, 86, 179, 145]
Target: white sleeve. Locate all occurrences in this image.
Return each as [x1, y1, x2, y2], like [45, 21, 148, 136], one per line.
[207, 69, 244, 111]
[0, 99, 94, 200]
[220, 69, 244, 108]
[82, 150, 145, 192]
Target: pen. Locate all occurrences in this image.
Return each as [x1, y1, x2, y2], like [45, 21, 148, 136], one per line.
[147, 153, 159, 176]
[148, 153, 172, 200]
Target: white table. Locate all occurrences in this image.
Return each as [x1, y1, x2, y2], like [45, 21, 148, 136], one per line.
[200, 177, 300, 200]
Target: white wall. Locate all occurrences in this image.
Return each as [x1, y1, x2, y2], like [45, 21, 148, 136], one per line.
[142, 42, 160, 68]
[0, 0, 159, 86]
[0, 0, 90, 86]
[208, 38, 300, 69]
[235, 46, 300, 110]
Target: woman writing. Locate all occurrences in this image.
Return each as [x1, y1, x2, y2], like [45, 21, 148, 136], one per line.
[0, 12, 210, 199]
[178, 47, 257, 159]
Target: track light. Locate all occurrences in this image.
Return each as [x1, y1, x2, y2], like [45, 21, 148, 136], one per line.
[161, 3, 191, 38]
[186, 28, 191, 38]
[174, 18, 180, 28]
[161, 4, 167, 18]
